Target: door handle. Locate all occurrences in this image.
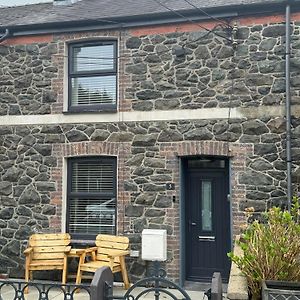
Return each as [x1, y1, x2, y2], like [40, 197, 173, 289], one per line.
[188, 221, 196, 232]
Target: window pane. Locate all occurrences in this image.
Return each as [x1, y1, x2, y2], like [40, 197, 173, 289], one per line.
[202, 181, 212, 231]
[69, 198, 116, 235]
[67, 158, 117, 237]
[188, 159, 225, 169]
[73, 44, 114, 72]
[71, 161, 114, 193]
[71, 76, 116, 106]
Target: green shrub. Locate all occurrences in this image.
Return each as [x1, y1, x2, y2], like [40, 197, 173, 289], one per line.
[228, 198, 300, 299]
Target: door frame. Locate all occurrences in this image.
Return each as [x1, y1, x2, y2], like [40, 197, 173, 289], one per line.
[179, 156, 232, 286]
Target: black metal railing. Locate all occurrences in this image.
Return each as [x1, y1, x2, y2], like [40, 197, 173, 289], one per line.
[96, 262, 192, 300]
[0, 279, 91, 300]
[95, 263, 223, 300]
[105, 261, 191, 300]
[0, 264, 223, 300]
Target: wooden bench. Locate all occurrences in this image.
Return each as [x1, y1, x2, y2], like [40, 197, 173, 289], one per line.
[75, 234, 130, 289]
[24, 233, 71, 293]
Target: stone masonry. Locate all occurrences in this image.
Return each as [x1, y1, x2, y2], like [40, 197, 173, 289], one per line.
[0, 15, 300, 282]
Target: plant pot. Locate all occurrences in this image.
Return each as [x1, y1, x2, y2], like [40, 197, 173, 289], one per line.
[262, 280, 300, 300]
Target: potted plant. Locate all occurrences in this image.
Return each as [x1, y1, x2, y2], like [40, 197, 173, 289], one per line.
[228, 198, 300, 299]
[262, 280, 300, 300]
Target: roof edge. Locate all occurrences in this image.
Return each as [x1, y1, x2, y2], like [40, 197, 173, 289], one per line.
[0, 0, 297, 37]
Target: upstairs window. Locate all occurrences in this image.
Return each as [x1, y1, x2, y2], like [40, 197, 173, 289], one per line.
[68, 41, 117, 112]
[67, 157, 117, 240]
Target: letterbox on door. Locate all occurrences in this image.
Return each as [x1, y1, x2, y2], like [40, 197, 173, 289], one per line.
[142, 229, 167, 261]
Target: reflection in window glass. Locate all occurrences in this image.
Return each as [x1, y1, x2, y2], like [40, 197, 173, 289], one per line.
[69, 41, 117, 111]
[202, 181, 212, 231]
[188, 159, 225, 169]
[69, 197, 115, 235]
[71, 76, 116, 106]
[67, 157, 116, 239]
[73, 44, 114, 72]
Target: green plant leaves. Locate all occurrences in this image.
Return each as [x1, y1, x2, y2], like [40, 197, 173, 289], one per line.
[228, 198, 300, 299]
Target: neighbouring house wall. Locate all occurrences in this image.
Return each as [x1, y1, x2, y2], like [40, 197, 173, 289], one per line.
[1, 12, 300, 281]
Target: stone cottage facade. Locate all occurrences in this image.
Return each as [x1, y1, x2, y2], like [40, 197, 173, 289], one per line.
[0, 0, 299, 285]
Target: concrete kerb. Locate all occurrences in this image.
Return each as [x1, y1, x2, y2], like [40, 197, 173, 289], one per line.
[227, 236, 248, 300]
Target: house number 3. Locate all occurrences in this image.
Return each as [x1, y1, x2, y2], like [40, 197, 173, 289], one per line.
[166, 183, 175, 190]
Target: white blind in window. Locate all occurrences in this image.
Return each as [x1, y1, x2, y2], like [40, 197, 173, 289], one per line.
[71, 162, 114, 193]
[69, 198, 115, 235]
[68, 160, 116, 236]
[71, 76, 116, 106]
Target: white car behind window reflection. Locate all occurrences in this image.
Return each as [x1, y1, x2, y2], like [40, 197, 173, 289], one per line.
[85, 198, 115, 218]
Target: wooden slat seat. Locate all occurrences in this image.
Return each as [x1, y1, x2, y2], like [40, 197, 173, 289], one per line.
[29, 260, 66, 266]
[24, 233, 71, 294]
[76, 234, 130, 289]
[77, 260, 121, 271]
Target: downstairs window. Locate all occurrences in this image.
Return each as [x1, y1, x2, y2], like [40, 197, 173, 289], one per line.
[66, 156, 116, 239]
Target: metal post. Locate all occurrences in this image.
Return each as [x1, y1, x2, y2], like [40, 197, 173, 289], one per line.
[90, 267, 113, 300]
[285, 2, 292, 211]
[154, 261, 160, 300]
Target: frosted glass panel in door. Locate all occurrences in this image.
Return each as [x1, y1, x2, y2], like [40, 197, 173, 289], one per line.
[202, 181, 212, 231]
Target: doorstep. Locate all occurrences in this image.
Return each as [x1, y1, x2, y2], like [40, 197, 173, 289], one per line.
[184, 280, 228, 292]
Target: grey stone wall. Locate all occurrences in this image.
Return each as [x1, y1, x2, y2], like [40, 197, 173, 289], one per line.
[0, 43, 58, 115]
[0, 22, 300, 115]
[0, 17, 300, 281]
[0, 117, 296, 278]
[125, 23, 300, 111]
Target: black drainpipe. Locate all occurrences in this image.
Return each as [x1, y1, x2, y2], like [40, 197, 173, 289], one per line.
[0, 29, 10, 43]
[285, 1, 292, 211]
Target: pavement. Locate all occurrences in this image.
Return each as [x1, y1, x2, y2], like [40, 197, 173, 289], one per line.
[0, 281, 206, 300]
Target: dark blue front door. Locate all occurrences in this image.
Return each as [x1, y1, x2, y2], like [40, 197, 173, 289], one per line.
[184, 158, 231, 282]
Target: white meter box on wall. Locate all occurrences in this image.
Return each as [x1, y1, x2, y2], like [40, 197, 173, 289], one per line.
[142, 229, 167, 261]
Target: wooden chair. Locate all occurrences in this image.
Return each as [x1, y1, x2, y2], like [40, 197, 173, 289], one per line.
[24, 233, 71, 293]
[75, 234, 130, 289]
